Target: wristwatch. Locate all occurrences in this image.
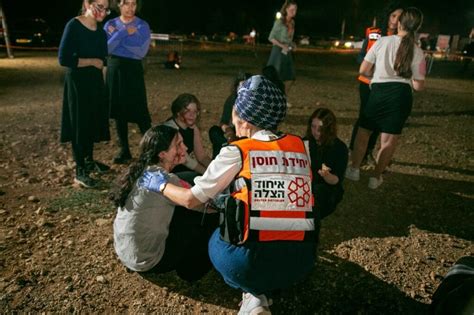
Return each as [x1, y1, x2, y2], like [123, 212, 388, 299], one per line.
[159, 182, 168, 193]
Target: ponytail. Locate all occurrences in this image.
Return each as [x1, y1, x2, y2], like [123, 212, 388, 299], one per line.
[394, 7, 423, 79]
[394, 32, 415, 78]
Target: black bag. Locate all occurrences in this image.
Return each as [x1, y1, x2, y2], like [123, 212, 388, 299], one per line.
[430, 256, 474, 315]
[219, 195, 245, 245]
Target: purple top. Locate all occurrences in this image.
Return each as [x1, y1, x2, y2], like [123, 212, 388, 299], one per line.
[104, 16, 151, 60]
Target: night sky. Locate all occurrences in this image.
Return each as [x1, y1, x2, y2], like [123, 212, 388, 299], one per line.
[3, 0, 474, 40]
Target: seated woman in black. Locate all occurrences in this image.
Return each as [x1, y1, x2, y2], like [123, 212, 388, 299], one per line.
[163, 93, 211, 174]
[304, 108, 348, 220]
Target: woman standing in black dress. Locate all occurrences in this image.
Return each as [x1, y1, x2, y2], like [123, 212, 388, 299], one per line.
[59, 0, 111, 188]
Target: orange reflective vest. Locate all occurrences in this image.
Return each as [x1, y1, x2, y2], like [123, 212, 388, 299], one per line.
[225, 134, 315, 244]
[365, 26, 382, 51]
[358, 26, 382, 84]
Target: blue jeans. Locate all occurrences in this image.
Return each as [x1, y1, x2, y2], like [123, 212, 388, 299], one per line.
[208, 229, 316, 295]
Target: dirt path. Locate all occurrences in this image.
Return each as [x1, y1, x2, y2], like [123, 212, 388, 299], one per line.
[0, 49, 473, 313]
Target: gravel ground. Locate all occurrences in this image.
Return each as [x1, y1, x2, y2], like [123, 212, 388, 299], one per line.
[0, 46, 473, 313]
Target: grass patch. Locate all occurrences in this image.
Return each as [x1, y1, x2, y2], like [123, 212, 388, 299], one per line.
[47, 188, 114, 214]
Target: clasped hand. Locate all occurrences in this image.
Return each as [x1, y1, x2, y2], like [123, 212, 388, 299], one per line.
[138, 170, 170, 193]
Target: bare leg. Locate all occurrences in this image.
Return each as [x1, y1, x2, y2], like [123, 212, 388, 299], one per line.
[374, 133, 399, 178]
[351, 127, 372, 168]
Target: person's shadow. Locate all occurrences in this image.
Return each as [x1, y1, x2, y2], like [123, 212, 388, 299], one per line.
[139, 252, 425, 314]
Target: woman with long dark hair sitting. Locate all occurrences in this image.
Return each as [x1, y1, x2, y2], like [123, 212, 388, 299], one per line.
[110, 125, 217, 281]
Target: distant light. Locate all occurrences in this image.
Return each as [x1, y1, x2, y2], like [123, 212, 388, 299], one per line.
[344, 41, 352, 48]
[334, 41, 340, 47]
[276, 12, 282, 19]
[174, 64, 180, 69]
[250, 30, 256, 38]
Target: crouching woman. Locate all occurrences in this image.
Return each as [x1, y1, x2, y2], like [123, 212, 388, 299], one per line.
[110, 125, 217, 282]
[139, 76, 319, 314]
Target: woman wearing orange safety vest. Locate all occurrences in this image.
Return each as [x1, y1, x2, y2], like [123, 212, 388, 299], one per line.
[349, 2, 404, 165]
[139, 75, 319, 314]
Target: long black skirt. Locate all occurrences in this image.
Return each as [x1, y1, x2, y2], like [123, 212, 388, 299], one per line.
[106, 56, 151, 125]
[60, 67, 110, 144]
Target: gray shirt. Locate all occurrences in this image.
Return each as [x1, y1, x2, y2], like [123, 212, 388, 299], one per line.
[113, 166, 191, 272]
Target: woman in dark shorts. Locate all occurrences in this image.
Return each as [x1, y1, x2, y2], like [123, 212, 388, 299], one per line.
[361, 82, 413, 134]
[346, 7, 426, 189]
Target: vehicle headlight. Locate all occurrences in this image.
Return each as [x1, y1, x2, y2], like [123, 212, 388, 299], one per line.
[334, 41, 340, 47]
[344, 41, 352, 48]
[34, 33, 43, 37]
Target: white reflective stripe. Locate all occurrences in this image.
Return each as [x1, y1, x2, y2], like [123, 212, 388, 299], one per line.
[250, 217, 315, 231]
[368, 33, 381, 40]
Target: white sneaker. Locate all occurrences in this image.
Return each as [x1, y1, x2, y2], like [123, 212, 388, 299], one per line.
[238, 293, 272, 315]
[368, 177, 383, 189]
[345, 167, 360, 181]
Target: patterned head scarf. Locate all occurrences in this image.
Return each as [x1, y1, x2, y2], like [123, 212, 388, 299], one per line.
[234, 75, 287, 130]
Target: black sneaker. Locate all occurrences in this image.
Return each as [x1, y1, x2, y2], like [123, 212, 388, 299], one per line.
[86, 160, 110, 173]
[113, 152, 132, 164]
[74, 173, 97, 188]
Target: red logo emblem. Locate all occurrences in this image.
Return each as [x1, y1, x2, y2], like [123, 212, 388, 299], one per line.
[288, 177, 310, 207]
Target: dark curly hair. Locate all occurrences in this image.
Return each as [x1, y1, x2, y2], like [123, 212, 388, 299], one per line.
[170, 93, 201, 122]
[110, 125, 179, 207]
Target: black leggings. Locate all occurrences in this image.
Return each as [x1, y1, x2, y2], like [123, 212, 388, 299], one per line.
[144, 206, 219, 282]
[115, 119, 151, 153]
[72, 140, 93, 169]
